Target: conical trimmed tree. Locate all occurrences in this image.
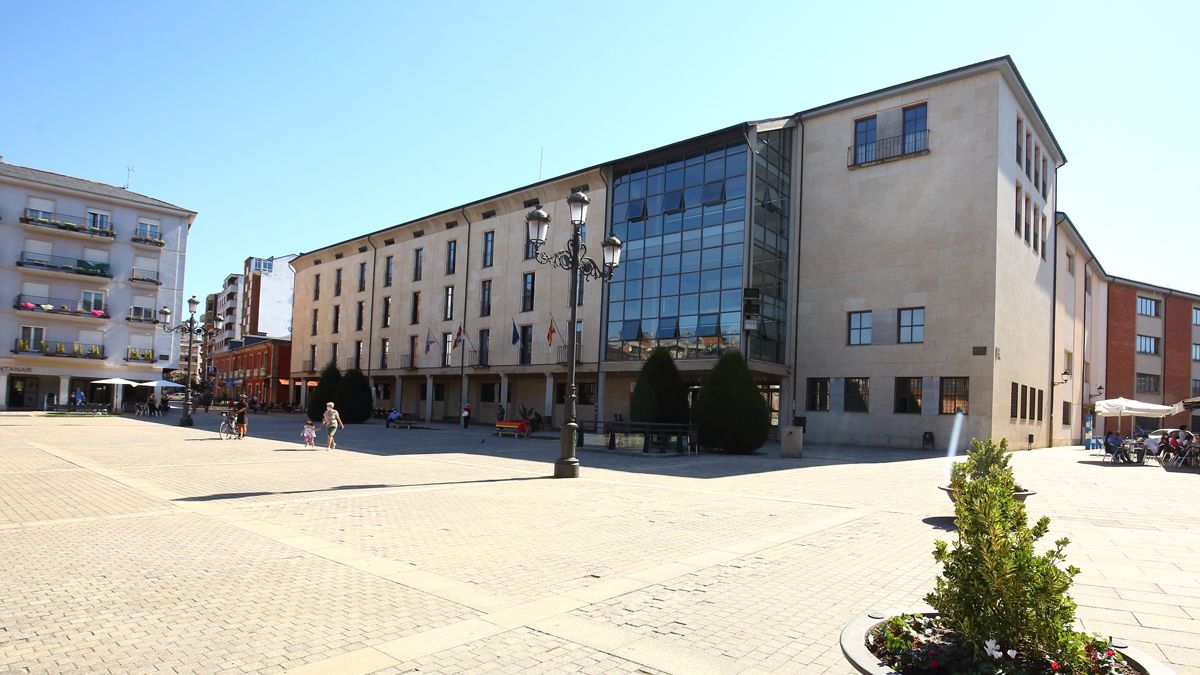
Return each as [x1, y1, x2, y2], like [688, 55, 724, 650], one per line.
[334, 368, 374, 424]
[307, 362, 342, 422]
[692, 350, 770, 454]
[630, 346, 689, 424]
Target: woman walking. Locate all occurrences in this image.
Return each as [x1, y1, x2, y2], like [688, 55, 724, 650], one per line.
[321, 401, 344, 450]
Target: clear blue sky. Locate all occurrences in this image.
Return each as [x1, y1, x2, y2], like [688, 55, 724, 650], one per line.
[3, 1, 1196, 305]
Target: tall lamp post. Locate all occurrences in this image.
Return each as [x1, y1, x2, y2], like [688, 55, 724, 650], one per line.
[159, 295, 207, 427]
[526, 191, 622, 478]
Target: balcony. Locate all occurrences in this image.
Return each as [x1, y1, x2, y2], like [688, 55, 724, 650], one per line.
[400, 353, 417, 370]
[470, 349, 490, 368]
[557, 345, 582, 364]
[847, 130, 931, 167]
[302, 360, 316, 373]
[20, 209, 115, 241]
[13, 339, 106, 359]
[126, 307, 159, 324]
[124, 347, 157, 363]
[130, 268, 162, 285]
[14, 294, 110, 321]
[17, 252, 113, 280]
[130, 234, 166, 250]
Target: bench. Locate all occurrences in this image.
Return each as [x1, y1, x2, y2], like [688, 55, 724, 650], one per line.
[495, 420, 528, 438]
[387, 416, 416, 430]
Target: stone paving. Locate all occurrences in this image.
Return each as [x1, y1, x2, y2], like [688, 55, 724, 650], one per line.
[0, 410, 1197, 674]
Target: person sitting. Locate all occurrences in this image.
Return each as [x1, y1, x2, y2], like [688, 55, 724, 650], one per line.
[1105, 431, 1129, 463]
[1143, 433, 1161, 460]
[386, 409, 402, 428]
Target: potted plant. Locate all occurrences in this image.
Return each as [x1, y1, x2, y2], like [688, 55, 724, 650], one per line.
[940, 437, 1036, 502]
[842, 437, 1172, 674]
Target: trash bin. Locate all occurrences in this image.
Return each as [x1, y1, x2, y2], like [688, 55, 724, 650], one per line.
[922, 431, 935, 450]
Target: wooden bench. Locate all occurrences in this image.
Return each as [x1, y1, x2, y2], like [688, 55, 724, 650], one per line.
[495, 420, 528, 438]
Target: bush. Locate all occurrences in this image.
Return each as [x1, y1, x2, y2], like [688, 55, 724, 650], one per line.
[630, 347, 689, 424]
[306, 362, 341, 422]
[334, 368, 373, 424]
[692, 350, 770, 454]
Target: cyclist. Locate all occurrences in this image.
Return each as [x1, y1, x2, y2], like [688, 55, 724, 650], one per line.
[234, 395, 250, 439]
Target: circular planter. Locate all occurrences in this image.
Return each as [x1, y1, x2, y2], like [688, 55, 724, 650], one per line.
[939, 485, 1036, 503]
[840, 609, 1175, 674]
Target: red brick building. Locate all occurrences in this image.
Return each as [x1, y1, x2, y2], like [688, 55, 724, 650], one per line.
[1105, 278, 1200, 432]
[212, 338, 292, 405]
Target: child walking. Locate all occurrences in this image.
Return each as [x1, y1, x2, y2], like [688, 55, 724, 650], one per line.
[301, 419, 317, 448]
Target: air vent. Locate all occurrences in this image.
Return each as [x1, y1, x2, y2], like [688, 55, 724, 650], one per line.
[972, 346, 988, 356]
[413, 230, 424, 238]
[383, 238, 394, 246]
[445, 220, 458, 229]
[312, 259, 321, 265]
[334, 253, 343, 260]
[481, 210, 496, 219]
[358, 246, 367, 253]
[522, 198, 540, 209]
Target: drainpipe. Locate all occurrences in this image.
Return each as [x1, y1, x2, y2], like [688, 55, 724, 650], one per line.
[791, 115, 805, 431]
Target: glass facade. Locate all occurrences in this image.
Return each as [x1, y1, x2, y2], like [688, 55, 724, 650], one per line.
[605, 134, 760, 362]
[746, 127, 792, 363]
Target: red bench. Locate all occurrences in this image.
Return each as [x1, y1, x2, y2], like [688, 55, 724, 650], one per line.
[495, 420, 528, 438]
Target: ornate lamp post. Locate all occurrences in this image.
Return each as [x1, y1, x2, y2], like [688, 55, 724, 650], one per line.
[526, 191, 622, 478]
[159, 295, 207, 427]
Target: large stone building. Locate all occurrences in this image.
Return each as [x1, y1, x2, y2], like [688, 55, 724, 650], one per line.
[0, 160, 195, 410]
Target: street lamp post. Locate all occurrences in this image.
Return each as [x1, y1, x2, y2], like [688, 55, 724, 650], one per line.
[526, 191, 622, 478]
[159, 295, 207, 427]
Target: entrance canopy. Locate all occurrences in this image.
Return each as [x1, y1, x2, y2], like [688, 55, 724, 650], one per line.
[1093, 397, 1176, 418]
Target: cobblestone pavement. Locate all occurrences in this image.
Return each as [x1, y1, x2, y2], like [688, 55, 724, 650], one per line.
[1, 411, 1197, 674]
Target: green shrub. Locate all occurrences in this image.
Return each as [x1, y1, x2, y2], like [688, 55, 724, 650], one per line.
[951, 437, 1027, 493]
[692, 350, 770, 454]
[630, 347, 689, 424]
[518, 404, 543, 433]
[334, 368, 373, 424]
[306, 362, 341, 422]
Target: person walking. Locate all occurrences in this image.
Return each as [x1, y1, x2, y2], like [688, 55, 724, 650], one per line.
[301, 419, 317, 448]
[461, 404, 472, 428]
[322, 402, 344, 450]
[72, 387, 85, 410]
[234, 395, 250, 439]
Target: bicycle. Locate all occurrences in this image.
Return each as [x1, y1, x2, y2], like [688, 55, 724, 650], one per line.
[219, 412, 237, 440]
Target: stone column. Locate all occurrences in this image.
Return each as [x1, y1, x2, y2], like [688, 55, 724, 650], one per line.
[0, 373, 9, 411]
[544, 373, 555, 427]
[289, 380, 297, 407]
[499, 373, 509, 420]
[58, 378, 71, 407]
[394, 375, 403, 409]
[300, 378, 308, 408]
[113, 383, 124, 413]
[424, 375, 434, 423]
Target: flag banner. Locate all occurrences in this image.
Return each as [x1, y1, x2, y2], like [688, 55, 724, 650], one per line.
[547, 317, 557, 346]
[425, 329, 435, 354]
[452, 324, 464, 350]
[511, 319, 520, 345]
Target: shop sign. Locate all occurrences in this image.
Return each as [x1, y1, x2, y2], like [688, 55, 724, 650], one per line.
[0, 366, 34, 374]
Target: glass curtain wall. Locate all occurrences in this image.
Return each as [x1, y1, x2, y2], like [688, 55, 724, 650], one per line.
[606, 136, 749, 361]
[747, 127, 792, 363]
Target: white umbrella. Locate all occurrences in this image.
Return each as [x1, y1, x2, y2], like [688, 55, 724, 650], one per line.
[92, 377, 140, 386]
[135, 379, 186, 388]
[1092, 397, 1176, 436]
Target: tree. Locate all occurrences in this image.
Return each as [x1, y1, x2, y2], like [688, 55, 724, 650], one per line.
[692, 350, 770, 453]
[306, 362, 342, 422]
[335, 368, 373, 424]
[630, 347, 689, 424]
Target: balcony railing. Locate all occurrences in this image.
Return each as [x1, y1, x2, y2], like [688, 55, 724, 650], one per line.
[20, 208, 115, 238]
[14, 294, 110, 319]
[125, 348, 156, 362]
[302, 360, 316, 372]
[400, 353, 417, 369]
[130, 268, 161, 284]
[13, 339, 106, 359]
[847, 130, 931, 167]
[127, 307, 158, 323]
[557, 345, 582, 364]
[17, 252, 113, 278]
[470, 349, 490, 367]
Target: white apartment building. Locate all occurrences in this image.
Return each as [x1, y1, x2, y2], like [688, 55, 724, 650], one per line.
[0, 160, 195, 410]
[240, 254, 296, 339]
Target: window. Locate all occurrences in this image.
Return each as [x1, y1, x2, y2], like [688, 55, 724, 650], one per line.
[442, 333, 453, 366]
[524, 237, 536, 260]
[482, 231, 495, 268]
[80, 291, 105, 313]
[479, 329, 490, 365]
[332, 305, 341, 333]
[898, 307, 924, 344]
[413, 248, 423, 281]
[311, 309, 318, 336]
[1040, 213, 1047, 260]
[1136, 335, 1159, 355]
[443, 286, 454, 321]
[1066, 250, 1075, 276]
[356, 262, 366, 292]
[894, 377, 922, 414]
[480, 280, 492, 317]
[446, 240, 457, 274]
[902, 103, 927, 154]
[522, 273, 536, 312]
[844, 377, 870, 413]
[382, 297, 391, 328]
[1025, 130, 1032, 177]
[1010, 382, 1019, 418]
[1193, 343, 1200, 361]
[334, 268, 342, 296]
[19, 325, 45, 351]
[26, 197, 53, 221]
[578, 382, 597, 406]
[1016, 119, 1023, 165]
[1194, 307, 1200, 325]
[1037, 389, 1044, 422]
[1014, 185, 1022, 235]
[1062, 401, 1072, 426]
[384, 256, 393, 287]
[1136, 296, 1159, 317]
[308, 345, 316, 369]
[1020, 385, 1028, 419]
[331, 342, 339, 365]
[854, 116, 877, 164]
[354, 340, 363, 370]
[806, 378, 830, 411]
[1032, 206, 1039, 253]
[481, 382, 496, 403]
[1193, 379, 1200, 397]
[519, 325, 532, 365]
[408, 336, 418, 366]
[940, 377, 969, 415]
[1034, 146, 1041, 190]
[87, 209, 111, 231]
[1041, 157, 1048, 196]
[313, 274, 321, 301]
[1024, 196, 1031, 244]
[848, 311, 872, 345]
[1136, 373, 1159, 393]
[410, 292, 420, 324]
[380, 338, 389, 369]
[135, 218, 160, 239]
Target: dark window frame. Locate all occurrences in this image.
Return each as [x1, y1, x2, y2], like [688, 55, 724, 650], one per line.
[940, 377, 969, 415]
[844, 377, 870, 413]
[848, 311, 872, 345]
[806, 377, 830, 412]
[446, 240, 457, 275]
[413, 248, 424, 282]
[898, 307, 925, 344]
[443, 286, 454, 321]
[894, 377, 922, 414]
[480, 279, 492, 317]
[522, 272, 536, 312]
[482, 231, 495, 268]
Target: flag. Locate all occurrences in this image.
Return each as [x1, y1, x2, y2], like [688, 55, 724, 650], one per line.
[511, 319, 520, 345]
[547, 317, 557, 346]
[452, 324, 463, 351]
[424, 329, 435, 354]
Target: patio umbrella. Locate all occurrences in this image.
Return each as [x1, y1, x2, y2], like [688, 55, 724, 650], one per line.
[1092, 397, 1175, 435]
[91, 377, 141, 386]
[135, 379, 186, 388]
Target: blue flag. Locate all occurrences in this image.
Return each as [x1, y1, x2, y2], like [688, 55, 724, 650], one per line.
[511, 319, 520, 345]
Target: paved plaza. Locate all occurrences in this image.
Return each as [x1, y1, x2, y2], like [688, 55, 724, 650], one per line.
[1, 411, 1198, 674]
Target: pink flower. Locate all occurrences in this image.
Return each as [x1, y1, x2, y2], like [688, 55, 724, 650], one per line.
[1105, 650, 1114, 657]
[1050, 661, 1060, 671]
